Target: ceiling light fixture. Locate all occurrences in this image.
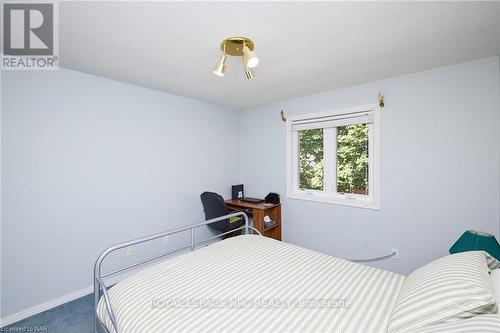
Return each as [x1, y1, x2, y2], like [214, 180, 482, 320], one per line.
[213, 36, 259, 79]
[242, 44, 259, 68]
[213, 41, 227, 77]
[213, 53, 226, 77]
[243, 60, 254, 80]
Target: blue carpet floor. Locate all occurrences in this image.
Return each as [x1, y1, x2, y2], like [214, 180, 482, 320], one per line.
[4, 293, 105, 333]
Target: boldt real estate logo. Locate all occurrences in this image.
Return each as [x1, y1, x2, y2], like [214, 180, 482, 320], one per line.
[2, 1, 59, 70]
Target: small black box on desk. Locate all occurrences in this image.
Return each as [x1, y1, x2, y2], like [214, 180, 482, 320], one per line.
[265, 192, 280, 204]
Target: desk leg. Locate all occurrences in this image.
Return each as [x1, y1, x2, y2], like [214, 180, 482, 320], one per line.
[253, 206, 282, 241]
[252, 208, 264, 235]
[275, 207, 282, 240]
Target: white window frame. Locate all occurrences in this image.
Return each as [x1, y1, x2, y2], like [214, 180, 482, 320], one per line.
[286, 104, 380, 209]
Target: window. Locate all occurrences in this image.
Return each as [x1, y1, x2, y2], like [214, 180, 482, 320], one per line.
[287, 104, 380, 209]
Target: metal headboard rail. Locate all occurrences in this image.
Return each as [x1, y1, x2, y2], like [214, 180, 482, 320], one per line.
[94, 212, 258, 333]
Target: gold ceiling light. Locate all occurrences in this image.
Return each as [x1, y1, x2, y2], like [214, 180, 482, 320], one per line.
[213, 53, 226, 77]
[213, 36, 259, 79]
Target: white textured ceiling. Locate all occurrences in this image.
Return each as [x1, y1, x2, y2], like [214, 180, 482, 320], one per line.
[59, 1, 500, 109]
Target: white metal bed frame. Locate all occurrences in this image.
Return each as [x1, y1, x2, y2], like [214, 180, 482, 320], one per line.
[93, 212, 259, 333]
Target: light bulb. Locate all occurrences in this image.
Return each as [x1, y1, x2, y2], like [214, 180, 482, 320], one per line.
[242, 45, 259, 68]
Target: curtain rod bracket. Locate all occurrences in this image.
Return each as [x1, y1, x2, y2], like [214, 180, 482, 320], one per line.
[280, 110, 287, 122]
[378, 92, 385, 108]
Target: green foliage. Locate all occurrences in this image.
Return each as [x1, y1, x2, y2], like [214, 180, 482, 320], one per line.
[298, 124, 369, 194]
[298, 129, 324, 190]
[337, 124, 369, 194]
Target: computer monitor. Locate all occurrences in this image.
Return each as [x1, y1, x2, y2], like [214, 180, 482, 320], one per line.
[232, 184, 244, 200]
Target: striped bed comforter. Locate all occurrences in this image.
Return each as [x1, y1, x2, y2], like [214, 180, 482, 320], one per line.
[98, 235, 405, 333]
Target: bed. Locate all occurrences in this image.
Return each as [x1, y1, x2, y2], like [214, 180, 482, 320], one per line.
[94, 213, 500, 333]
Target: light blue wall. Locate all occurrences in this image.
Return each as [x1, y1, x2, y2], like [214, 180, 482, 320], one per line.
[1, 56, 500, 319]
[239, 57, 500, 275]
[1, 69, 240, 317]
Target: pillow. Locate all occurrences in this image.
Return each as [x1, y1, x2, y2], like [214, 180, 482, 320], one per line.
[487, 255, 500, 270]
[402, 314, 500, 333]
[387, 251, 497, 333]
[491, 269, 500, 314]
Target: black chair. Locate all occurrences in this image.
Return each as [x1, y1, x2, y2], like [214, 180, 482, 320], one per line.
[200, 192, 244, 232]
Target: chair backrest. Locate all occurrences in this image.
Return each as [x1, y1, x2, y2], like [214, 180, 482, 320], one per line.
[200, 192, 229, 231]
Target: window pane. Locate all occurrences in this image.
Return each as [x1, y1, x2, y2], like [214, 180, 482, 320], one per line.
[298, 128, 324, 190]
[337, 124, 369, 195]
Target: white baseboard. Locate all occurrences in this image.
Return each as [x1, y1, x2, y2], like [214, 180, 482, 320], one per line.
[1, 286, 93, 327]
[0, 260, 164, 328]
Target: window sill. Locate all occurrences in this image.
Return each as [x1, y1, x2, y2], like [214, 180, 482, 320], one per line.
[286, 192, 380, 210]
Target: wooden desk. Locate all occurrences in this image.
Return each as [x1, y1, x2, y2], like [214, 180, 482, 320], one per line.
[225, 199, 281, 241]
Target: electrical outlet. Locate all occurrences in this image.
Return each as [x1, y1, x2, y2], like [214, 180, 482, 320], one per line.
[126, 247, 133, 257]
[163, 236, 168, 246]
[391, 248, 399, 259]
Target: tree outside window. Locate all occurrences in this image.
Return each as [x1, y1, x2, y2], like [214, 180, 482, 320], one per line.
[298, 124, 368, 194]
[298, 129, 324, 190]
[337, 124, 369, 195]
